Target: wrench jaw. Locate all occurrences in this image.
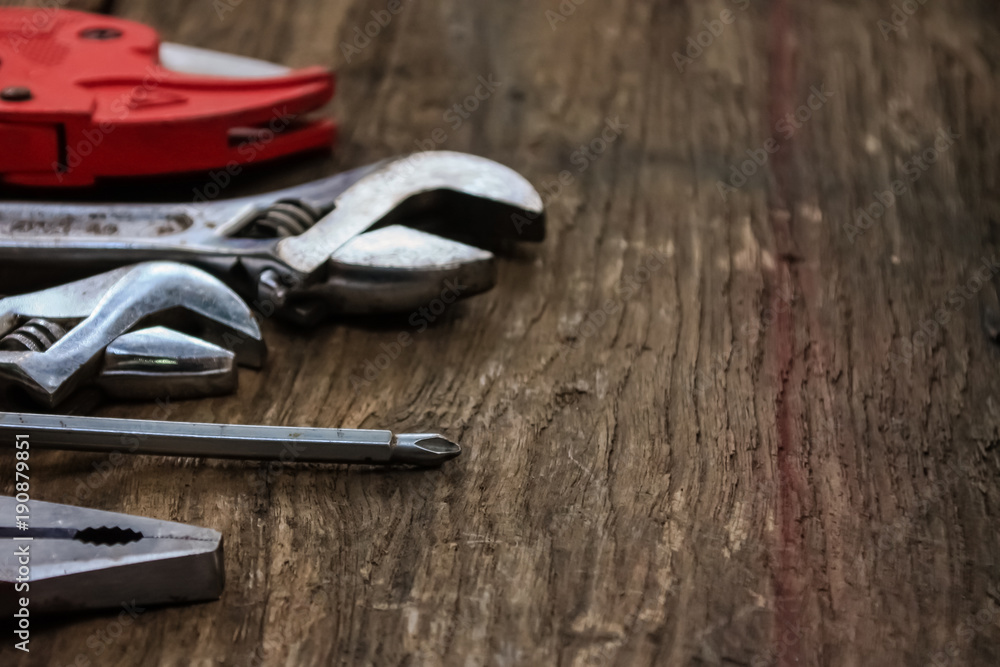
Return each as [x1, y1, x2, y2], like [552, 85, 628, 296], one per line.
[275, 151, 547, 275]
[261, 151, 545, 322]
[97, 326, 239, 401]
[378, 185, 548, 246]
[280, 226, 497, 324]
[351, 152, 548, 245]
[0, 263, 265, 408]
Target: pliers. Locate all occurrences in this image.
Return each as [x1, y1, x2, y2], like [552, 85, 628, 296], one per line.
[0, 496, 224, 615]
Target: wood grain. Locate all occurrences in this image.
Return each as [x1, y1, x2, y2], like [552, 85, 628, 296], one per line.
[2, 0, 999, 665]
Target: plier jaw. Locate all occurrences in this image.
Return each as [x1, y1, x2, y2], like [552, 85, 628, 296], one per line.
[0, 8, 336, 187]
[0, 496, 224, 615]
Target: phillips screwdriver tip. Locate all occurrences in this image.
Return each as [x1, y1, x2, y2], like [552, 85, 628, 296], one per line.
[392, 434, 462, 466]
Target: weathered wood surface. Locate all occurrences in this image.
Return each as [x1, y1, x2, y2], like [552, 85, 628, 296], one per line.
[2, 0, 1000, 665]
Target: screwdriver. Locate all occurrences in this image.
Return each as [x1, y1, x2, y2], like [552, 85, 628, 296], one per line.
[0, 412, 461, 466]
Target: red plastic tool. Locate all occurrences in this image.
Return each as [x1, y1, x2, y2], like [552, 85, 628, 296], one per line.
[0, 8, 335, 186]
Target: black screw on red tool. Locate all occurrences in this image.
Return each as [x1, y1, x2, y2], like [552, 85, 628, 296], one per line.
[0, 87, 31, 101]
[80, 27, 123, 40]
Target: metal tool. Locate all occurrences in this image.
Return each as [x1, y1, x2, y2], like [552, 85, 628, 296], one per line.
[0, 495, 224, 615]
[0, 412, 461, 466]
[0, 7, 335, 186]
[0, 151, 547, 325]
[0, 262, 265, 407]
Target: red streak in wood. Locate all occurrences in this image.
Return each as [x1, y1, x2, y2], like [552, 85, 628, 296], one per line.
[765, 0, 807, 665]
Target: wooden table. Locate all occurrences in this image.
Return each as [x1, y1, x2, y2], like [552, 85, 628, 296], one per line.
[2, 0, 999, 665]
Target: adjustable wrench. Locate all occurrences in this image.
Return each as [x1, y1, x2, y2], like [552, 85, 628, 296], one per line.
[0, 262, 265, 407]
[0, 151, 546, 325]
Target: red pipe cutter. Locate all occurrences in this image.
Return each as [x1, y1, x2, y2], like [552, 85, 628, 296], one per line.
[0, 8, 335, 186]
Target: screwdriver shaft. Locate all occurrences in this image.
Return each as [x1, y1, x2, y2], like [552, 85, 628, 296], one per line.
[0, 412, 460, 466]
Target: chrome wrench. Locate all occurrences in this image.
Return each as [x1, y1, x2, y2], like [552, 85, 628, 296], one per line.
[0, 262, 265, 407]
[0, 151, 546, 325]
